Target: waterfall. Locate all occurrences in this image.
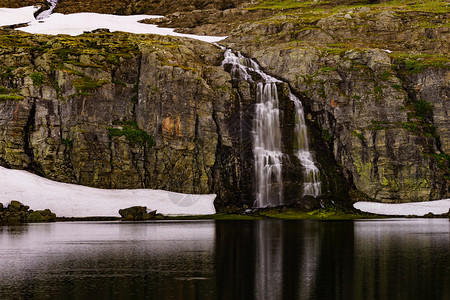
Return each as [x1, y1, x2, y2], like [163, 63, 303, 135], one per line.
[36, 0, 58, 20]
[290, 92, 321, 197]
[222, 50, 283, 207]
[222, 49, 321, 207]
[254, 82, 283, 207]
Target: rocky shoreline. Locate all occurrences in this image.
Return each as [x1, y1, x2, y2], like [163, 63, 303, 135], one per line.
[0, 201, 56, 224]
[0, 199, 447, 225]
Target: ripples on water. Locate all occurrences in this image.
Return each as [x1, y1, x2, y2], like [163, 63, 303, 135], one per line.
[0, 219, 448, 299]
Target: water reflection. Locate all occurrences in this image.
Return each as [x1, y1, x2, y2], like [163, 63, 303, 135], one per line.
[0, 221, 216, 300]
[0, 219, 448, 299]
[353, 219, 450, 300]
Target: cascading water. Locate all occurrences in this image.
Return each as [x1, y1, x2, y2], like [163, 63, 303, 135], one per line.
[223, 50, 283, 207]
[254, 82, 284, 207]
[222, 49, 321, 207]
[36, 0, 58, 20]
[290, 92, 321, 197]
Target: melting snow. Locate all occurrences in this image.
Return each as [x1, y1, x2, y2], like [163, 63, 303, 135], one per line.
[0, 6, 38, 27]
[0, 7, 226, 43]
[354, 200, 450, 216]
[0, 166, 216, 217]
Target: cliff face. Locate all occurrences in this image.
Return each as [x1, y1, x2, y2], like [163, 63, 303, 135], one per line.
[249, 48, 449, 202]
[222, 4, 450, 203]
[0, 0, 449, 206]
[0, 33, 257, 208]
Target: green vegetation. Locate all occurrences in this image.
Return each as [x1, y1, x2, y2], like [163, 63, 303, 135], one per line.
[250, 0, 450, 13]
[0, 85, 24, 101]
[30, 72, 45, 86]
[0, 94, 24, 101]
[413, 99, 434, 121]
[391, 83, 402, 91]
[255, 205, 369, 220]
[391, 53, 450, 74]
[73, 77, 109, 92]
[322, 128, 332, 141]
[61, 139, 73, 147]
[318, 66, 337, 72]
[351, 130, 366, 142]
[108, 121, 156, 147]
[426, 153, 450, 180]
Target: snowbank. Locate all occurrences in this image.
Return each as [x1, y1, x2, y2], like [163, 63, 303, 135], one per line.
[354, 200, 450, 216]
[17, 12, 226, 42]
[0, 6, 38, 27]
[0, 166, 216, 217]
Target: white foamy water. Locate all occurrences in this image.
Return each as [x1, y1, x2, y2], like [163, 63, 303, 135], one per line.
[222, 50, 284, 207]
[36, 0, 58, 20]
[290, 92, 321, 197]
[0, 166, 216, 217]
[222, 50, 321, 207]
[354, 200, 450, 216]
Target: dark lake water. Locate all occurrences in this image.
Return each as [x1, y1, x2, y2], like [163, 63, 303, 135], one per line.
[0, 219, 448, 300]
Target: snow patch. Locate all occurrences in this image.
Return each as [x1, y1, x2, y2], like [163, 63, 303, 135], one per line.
[0, 6, 38, 27]
[16, 12, 226, 43]
[354, 200, 450, 216]
[0, 166, 216, 217]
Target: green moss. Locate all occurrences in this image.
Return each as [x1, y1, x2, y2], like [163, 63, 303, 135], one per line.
[258, 206, 367, 220]
[401, 122, 419, 132]
[322, 128, 333, 141]
[73, 77, 108, 91]
[318, 66, 337, 72]
[391, 53, 450, 74]
[112, 80, 127, 87]
[392, 84, 402, 90]
[413, 99, 434, 121]
[352, 130, 366, 141]
[0, 86, 24, 101]
[374, 85, 383, 97]
[0, 86, 9, 94]
[108, 121, 156, 147]
[30, 72, 45, 86]
[0, 94, 24, 101]
[62, 139, 73, 147]
[379, 71, 392, 81]
[368, 120, 390, 130]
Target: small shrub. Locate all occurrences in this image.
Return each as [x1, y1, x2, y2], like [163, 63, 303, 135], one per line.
[108, 121, 156, 147]
[414, 99, 433, 121]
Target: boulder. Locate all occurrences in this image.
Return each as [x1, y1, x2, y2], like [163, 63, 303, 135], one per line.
[7, 201, 22, 212]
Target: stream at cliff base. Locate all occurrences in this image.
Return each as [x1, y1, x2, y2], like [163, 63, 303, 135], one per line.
[0, 219, 448, 300]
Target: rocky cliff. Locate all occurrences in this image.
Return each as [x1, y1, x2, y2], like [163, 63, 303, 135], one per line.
[0, 0, 448, 207]
[220, 1, 450, 203]
[0, 33, 255, 209]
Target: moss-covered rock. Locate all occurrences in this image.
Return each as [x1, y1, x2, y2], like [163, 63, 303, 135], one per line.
[0, 201, 56, 224]
[119, 206, 159, 221]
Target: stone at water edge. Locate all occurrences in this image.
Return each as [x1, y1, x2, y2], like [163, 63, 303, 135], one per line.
[27, 209, 56, 222]
[119, 206, 160, 221]
[8, 200, 24, 212]
[0, 201, 56, 224]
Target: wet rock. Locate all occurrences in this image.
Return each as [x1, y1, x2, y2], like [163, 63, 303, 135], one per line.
[286, 195, 322, 211]
[8, 201, 22, 212]
[0, 201, 56, 224]
[119, 206, 157, 221]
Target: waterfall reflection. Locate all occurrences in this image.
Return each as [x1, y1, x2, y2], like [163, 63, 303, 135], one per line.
[216, 220, 322, 300]
[1, 220, 447, 299]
